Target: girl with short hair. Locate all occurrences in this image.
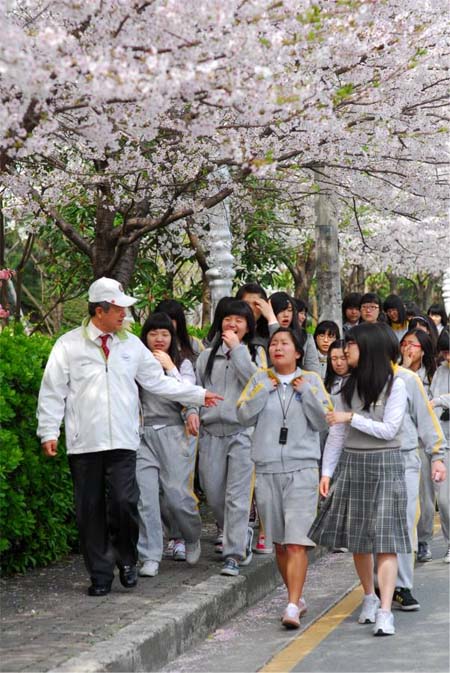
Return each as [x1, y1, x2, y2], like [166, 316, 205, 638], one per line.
[313, 320, 340, 381]
[383, 294, 409, 341]
[237, 327, 330, 628]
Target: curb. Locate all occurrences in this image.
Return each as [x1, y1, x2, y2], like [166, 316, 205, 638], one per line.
[49, 547, 326, 673]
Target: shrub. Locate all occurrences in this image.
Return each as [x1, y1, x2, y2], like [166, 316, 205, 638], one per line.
[0, 325, 77, 575]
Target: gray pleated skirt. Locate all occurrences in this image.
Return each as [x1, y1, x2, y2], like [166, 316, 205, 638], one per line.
[309, 447, 411, 554]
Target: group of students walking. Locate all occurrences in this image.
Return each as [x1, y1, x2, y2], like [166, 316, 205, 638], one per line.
[37, 277, 449, 641]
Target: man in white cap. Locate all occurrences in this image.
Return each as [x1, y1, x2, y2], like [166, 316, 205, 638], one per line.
[37, 277, 222, 596]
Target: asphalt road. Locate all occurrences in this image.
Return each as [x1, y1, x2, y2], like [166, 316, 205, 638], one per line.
[162, 533, 449, 673]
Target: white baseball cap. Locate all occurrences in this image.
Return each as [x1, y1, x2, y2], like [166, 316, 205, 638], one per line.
[88, 277, 137, 307]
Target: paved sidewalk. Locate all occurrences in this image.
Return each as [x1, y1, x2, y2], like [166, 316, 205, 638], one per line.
[1, 515, 317, 673]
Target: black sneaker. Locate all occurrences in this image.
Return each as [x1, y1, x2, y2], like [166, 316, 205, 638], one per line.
[393, 587, 420, 611]
[417, 542, 432, 563]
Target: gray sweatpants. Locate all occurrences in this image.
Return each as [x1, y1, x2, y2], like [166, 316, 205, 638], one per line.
[199, 429, 253, 560]
[136, 425, 202, 563]
[417, 448, 449, 545]
[396, 449, 421, 589]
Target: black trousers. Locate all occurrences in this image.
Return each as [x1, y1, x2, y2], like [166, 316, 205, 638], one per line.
[68, 449, 140, 584]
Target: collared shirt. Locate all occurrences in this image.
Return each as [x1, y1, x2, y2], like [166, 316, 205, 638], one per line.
[87, 320, 112, 348]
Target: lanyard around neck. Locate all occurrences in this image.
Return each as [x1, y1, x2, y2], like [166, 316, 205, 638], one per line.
[276, 383, 295, 427]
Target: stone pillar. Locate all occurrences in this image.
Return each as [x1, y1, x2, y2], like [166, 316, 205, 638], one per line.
[204, 171, 235, 321]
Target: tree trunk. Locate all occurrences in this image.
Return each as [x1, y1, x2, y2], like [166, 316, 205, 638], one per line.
[201, 272, 211, 328]
[314, 177, 342, 330]
[92, 201, 140, 287]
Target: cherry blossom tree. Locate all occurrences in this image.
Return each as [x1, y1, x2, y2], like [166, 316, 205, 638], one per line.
[1, 0, 448, 306]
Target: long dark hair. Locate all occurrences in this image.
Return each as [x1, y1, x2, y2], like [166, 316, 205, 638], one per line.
[383, 294, 407, 325]
[376, 323, 401, 364]
[236, 282, 269, 339]
[140, 312, 182, 369]
[270, 291, 308, 364]
[400, 328, 436, 385]
[205, 296, 234, 346]
[342, 323, 394, 410]
[324, 338, 347, 392]
[427, 303, 448, 328]
[204, 300, 256, 383]
[153, 299, 196, 363]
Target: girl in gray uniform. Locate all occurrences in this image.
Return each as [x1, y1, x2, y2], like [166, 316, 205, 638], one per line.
[314, 320, 340, 381]
[400, 329, 438, 562]
[187, 300, 267, 577]
[309, 323, 409, 637]
[237, 327, 330, 629]
[136, 313, 202, 577]
[268, 292, 321, 375]
[429, 329, 450, 562]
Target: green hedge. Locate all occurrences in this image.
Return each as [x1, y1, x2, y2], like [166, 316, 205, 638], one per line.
[0, 325, 77, 575]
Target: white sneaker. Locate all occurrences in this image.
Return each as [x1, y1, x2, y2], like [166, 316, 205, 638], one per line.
[298, 597, 307, 617]
[444, 545, 450, 563]
[282, 603, 300, 629]
[358, 594, 381, 624]
[173, 539, 186, 561]
[139, 561, 159, 577]
[185, 540, 201, 565]
[373, 609, 395, 636]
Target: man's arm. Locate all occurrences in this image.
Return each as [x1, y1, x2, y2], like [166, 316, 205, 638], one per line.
[37, 339, 70, 457]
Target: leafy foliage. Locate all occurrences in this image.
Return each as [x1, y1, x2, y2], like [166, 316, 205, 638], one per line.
[0, 325, 77, 575]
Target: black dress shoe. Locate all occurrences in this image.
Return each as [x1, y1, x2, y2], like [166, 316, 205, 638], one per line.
[87, 581, 112, 597]
[119, 564, 138, 588]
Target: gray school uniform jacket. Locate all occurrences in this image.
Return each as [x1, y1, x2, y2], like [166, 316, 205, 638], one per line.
[187, 342, 267, 437]
[236, 367, 331, 473]
[430, 362, 450, 441]
[394, 365, 447, 459]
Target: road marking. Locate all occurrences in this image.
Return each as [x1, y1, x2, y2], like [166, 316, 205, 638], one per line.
[260, 585, 364, 672]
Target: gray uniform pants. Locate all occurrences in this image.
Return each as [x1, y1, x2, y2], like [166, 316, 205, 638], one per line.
[417, 448, 449, 545]
[199, 429, 253, 560]
[136, 425, 202, 563]
[396, 449, 421, 589]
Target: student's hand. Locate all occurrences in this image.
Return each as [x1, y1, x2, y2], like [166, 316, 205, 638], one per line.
[401, 351, 413, 368]
[319, 476, 331, 497]
[255, 297, 277, 323]
[186, 414, 200, 436]
[204, 390, 224, 407]
[42, 440, 58, 457]
[326, 410, 352, 425]
[431, 460, 447, 483]
[153, 350, 175, 371]
[222, 329, 240, 350]
[292, 376, 306, 392]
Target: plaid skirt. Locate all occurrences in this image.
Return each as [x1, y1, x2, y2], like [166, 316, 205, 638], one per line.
[308, 447, 411, 554]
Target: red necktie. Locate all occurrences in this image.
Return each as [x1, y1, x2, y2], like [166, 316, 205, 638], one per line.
[100, 334, 110, 359]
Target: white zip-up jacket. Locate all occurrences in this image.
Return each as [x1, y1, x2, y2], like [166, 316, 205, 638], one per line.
[37, 321, 206, 454]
